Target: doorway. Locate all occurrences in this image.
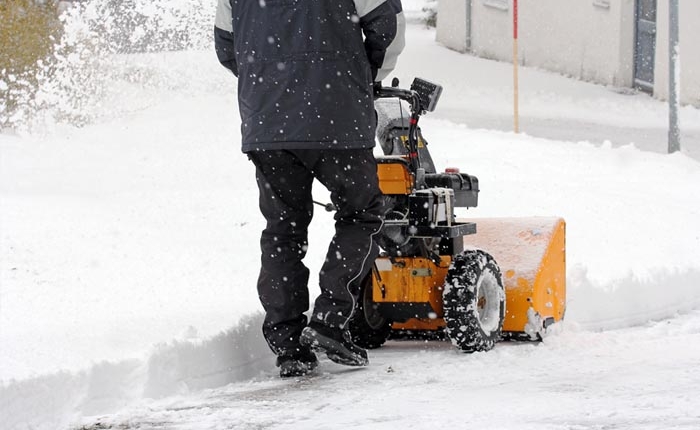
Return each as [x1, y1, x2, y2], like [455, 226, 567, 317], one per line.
[634, 0, 657, 92]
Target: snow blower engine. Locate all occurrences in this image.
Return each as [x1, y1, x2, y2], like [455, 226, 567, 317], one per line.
[345, 78, 566, 352]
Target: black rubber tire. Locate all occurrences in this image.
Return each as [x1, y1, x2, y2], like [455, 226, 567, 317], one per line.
[443, 249, 505, 352]
[348, 275, 392, 349]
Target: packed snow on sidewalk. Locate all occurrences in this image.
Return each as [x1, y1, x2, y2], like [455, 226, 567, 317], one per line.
[1, 1, 700, 429]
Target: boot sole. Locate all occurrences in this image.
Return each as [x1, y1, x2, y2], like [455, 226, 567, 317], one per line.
[300, 327, 369, 367]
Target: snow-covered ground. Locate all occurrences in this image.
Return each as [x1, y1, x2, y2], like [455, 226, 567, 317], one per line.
[2, 2, 700, 429]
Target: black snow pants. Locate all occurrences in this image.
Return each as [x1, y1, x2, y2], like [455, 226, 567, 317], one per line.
[248, 149, 385, 356]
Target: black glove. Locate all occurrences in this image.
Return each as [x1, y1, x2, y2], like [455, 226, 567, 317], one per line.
[373, 81, 382, 97]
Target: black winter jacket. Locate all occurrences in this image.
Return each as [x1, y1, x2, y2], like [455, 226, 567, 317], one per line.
[215, 0, 405, 152]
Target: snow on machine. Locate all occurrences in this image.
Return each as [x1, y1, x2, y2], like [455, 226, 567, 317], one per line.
[346, 78, 566, 352]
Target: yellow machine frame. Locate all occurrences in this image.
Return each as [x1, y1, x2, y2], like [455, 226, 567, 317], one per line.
[374, 160, 566, 338]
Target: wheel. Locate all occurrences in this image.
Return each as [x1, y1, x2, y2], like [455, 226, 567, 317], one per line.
[443, 249, 505, 352]
[348, 275, 392, 349]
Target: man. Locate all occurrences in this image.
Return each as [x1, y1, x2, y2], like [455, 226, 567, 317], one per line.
[215, 0, 405, 378]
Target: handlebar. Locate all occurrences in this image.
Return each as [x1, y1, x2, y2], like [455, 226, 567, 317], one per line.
[373, 78, 443, 187]
[373, 84, 424, 177]
[375, 86, 421, 111]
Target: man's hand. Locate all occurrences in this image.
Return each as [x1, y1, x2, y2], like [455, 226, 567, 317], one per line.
[356, 0, 406, 82]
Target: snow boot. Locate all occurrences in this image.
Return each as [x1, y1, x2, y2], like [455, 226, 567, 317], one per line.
[276, 349, 318, 378]
[300, 322, 369, 367]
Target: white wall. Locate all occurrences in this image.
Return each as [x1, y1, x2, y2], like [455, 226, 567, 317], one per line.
[436, 0, 470, 52]
[436, 0, 700, 105]
[468, 0, 510, 61]
[530, 0, 635, 87]
[653, 0, 700, 106]
[467, 0, 636, 87]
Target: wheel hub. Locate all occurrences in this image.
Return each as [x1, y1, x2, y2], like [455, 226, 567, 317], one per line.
[476, 269, 502, 333]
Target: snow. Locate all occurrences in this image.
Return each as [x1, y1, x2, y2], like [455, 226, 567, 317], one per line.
[2, 2, 700, 429]
[462, 217, 562, 283]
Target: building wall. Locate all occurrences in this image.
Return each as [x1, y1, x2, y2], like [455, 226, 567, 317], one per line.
[436, 0, 470, 52]
[435, 0, 700, 105]
[467, 0, 635, 87]
[654, 0, 700, 106]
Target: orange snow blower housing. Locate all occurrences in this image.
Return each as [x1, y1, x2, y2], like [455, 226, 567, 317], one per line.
[346, 79, 566, 352]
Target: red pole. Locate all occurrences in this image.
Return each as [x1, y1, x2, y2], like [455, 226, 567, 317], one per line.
[513, 0, 518, 39]
[513, 0, 519, 133]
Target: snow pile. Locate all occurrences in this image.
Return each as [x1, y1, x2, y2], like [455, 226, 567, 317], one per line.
[0, 314, 271, 430]
[567, 266, 700, 330]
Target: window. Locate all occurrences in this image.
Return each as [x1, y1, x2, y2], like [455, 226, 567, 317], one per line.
[483, 0, 509, 12]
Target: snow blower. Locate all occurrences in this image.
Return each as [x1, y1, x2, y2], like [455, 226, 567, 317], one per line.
[346, 78, 566, 352]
